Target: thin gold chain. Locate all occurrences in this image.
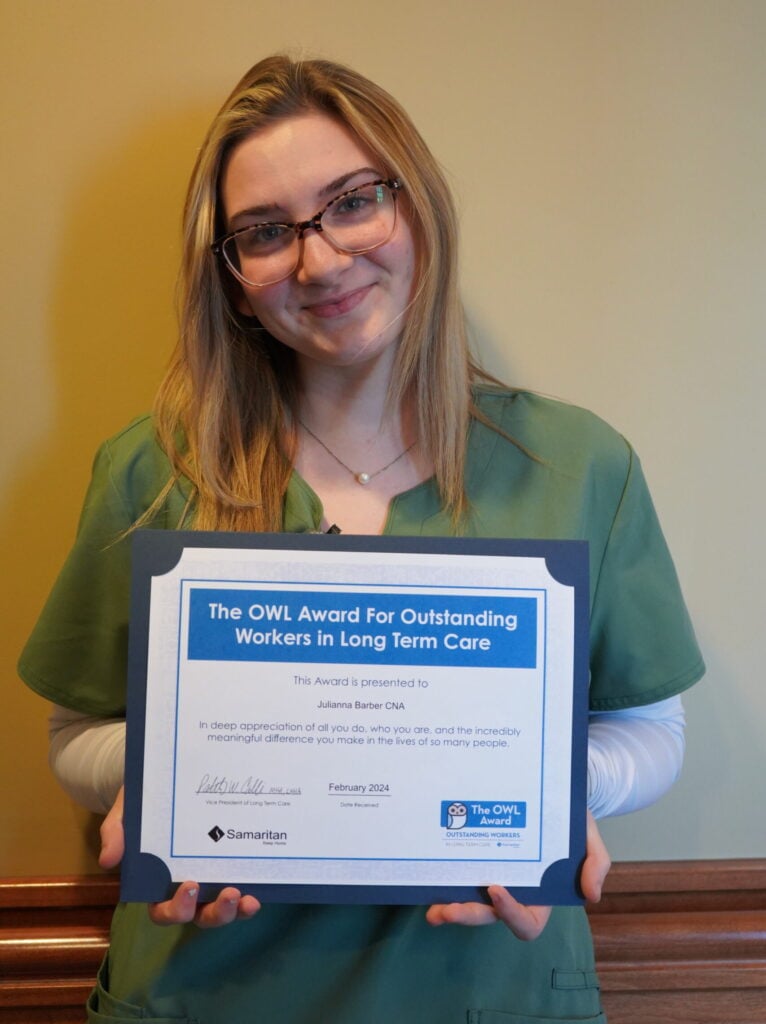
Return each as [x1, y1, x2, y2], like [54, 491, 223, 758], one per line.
[297, 419, 416, 486]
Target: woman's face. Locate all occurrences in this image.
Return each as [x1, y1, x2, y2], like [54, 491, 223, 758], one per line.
[220, 112, 417, 372]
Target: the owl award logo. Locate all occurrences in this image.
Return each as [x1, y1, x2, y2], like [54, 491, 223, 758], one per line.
[440, 800, 526, 831]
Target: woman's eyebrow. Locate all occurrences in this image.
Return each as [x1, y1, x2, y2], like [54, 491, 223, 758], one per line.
[228, 167, 382, 227]
[318, 166, 381, 198]
[230, 202, 282, 223]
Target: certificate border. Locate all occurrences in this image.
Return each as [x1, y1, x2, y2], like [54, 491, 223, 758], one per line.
[123, 530, 590, 907]
[171, 578, 547, 866]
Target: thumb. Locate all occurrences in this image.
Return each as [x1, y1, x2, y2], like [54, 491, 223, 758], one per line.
[580, 810, 611, 903]
[99, 785, 125, 869]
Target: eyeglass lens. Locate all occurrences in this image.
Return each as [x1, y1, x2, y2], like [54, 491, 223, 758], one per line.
[222, 181, 397, 287]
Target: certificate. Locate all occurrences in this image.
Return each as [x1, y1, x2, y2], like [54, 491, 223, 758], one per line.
[122, 532, 589, 906]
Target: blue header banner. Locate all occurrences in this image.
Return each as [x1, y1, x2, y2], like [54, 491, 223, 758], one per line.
[187, 588, 538, 668]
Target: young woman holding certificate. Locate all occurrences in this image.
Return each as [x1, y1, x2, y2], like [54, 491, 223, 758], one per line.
[20, 55, 704, 1023]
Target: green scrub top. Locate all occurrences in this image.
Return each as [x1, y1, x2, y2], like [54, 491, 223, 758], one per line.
[19, 389, 704, 1024]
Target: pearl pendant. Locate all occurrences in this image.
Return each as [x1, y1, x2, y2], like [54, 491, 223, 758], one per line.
[356, 472, 371, 485]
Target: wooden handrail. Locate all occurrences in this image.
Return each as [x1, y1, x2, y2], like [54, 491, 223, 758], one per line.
[1, 861, 765, 1023]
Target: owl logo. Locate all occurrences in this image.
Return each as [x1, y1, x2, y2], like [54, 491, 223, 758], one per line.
[446, 802, 468, 829]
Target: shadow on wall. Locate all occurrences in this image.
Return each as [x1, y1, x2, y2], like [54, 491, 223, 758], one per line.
[1, 105, 213, 875]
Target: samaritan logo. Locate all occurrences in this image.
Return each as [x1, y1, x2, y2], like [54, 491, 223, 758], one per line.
[207, 826, 288, 842]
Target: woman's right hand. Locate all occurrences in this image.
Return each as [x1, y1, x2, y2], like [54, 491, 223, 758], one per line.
[99, 786, 261, 927]
[98, 784, 127, 871]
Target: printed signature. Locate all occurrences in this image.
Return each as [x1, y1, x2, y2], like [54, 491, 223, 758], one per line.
[195, 774, 302, 796]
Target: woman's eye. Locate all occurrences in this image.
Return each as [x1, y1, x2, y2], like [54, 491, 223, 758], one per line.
[336, 191, 372, 216]
[239, 224, 291, 253]
[254, 224, 290, 244]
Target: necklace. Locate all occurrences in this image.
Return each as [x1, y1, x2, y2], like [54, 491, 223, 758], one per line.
[298, 419, 417, 486]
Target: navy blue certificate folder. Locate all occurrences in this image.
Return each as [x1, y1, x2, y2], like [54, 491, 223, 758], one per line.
[122, 532, 590, 907]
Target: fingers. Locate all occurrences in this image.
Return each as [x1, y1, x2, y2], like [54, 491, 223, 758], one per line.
[98, 786, 125, 870]
[148, 884, 261, 928]
[426, 889, 552, 941]
[196, 890, 261, 929]
[148, 882, 202, 926]
[580, 811, 612, 904]
[426, 901, 498, 927]
[486, 886, 552, 941]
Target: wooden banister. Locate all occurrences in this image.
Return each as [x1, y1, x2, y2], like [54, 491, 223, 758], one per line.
[1, 861, 765, 1023]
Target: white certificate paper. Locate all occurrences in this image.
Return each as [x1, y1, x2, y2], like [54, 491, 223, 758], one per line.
[122, 532, 589, 906]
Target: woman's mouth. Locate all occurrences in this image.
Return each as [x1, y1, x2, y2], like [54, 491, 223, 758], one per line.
[303, 284, 373, 319]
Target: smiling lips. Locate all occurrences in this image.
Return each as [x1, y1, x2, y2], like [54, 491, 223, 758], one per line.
[303, 284, 373, 319]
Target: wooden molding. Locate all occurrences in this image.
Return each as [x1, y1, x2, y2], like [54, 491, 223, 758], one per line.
[592, 859, 766, 1022]
[1, 861, 765, 1023]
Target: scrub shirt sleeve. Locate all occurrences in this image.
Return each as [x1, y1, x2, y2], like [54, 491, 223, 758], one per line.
[588, 445, 705, 711]
[18, 441, 139, 717]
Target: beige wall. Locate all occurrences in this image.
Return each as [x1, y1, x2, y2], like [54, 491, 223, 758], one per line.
[2, 0, 764, 875]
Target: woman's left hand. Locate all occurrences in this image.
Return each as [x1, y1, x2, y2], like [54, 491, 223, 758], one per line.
[425, 811, 611, 941]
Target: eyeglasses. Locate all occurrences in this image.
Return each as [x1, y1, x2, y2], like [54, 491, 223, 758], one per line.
[211, 178, 402, 288]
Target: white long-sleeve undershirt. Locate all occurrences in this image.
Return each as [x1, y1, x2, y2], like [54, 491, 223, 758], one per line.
[48, 694, 686, 820]
[48, 705, 126, 814]
[587, 695, 685, 818]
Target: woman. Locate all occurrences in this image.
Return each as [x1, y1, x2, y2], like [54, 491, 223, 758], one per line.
[20, 55, 704, 1022]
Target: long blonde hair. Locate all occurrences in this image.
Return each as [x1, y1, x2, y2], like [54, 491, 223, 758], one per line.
[154, 54, 492, 531]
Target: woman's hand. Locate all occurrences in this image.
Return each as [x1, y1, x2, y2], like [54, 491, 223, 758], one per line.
[99, 786, 261, 927]
[98, 785, 127, 870]
[425, 811, 611, 941]
[426, 887, 552, 939]
[147, 882, 261, 928]
[579, 809, 612, 903]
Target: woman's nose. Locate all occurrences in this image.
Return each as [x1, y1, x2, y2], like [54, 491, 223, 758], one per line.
[294, 229, 354, 284]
